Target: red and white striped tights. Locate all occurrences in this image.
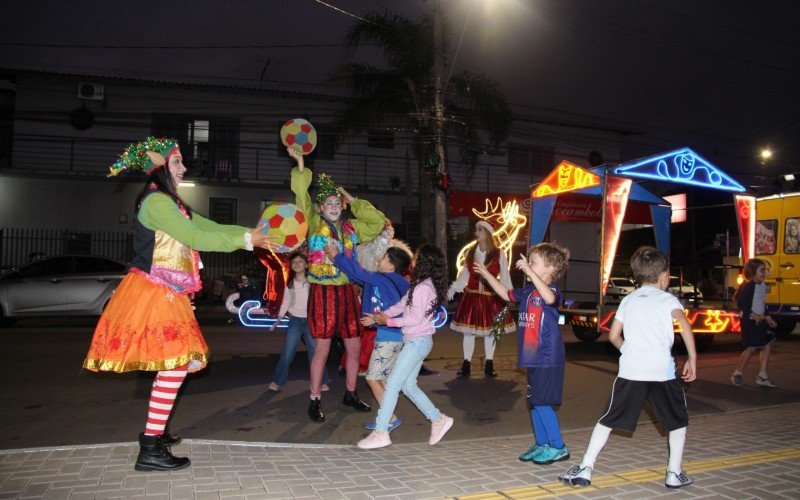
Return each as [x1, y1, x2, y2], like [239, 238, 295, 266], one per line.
[144, 364, 188, 436]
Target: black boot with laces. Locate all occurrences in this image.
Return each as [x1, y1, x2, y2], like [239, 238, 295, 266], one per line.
[308, 398, 325, 422]
[342, 390, 371, 412]
[134, 433, 190, 472]
[457, 360, 471, 378]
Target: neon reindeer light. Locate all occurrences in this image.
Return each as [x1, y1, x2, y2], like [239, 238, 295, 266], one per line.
[455, 197, 528, 274]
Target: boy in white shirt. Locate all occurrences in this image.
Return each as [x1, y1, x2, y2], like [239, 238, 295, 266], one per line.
[559, 246, 697, 489]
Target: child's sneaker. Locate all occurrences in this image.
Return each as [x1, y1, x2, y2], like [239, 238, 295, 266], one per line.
[518, 444, 544, 462]
[356, 431, 391, 449]
[429, 414, 454, 445]
[559, 464, 592, 487]
[665, 470, 694, 489]
[731, 372, 743, 386]
[532, 444, 570, 465]
[364, 417, 402, 432]
[756, 375, 777, 387]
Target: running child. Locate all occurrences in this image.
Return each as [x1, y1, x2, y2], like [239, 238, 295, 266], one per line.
[559, 246, 697, 489]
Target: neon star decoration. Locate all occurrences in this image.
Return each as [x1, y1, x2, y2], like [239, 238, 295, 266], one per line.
[532, 161, 600, 198]
[455, 197, 528, 275]
[612, 148, 745, 193]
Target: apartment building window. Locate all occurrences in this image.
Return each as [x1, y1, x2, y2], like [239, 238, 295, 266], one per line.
[507, 144, 555, 176]
[153, 114, 239, 179]
[0, 88, 14, 168]
[209, 197, 238, 224]
[368, 129, 394, 149]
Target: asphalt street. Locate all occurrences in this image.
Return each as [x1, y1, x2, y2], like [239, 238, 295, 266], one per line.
[1, 314, 799, 450]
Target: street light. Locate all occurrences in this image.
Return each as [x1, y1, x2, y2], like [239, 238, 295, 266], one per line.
[760, 148, 773, 161]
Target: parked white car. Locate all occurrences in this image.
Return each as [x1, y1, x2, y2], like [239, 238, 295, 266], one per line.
[0, 255, 127, 325]
[605, 277, 637, 303]
[669, 276, 703, 306]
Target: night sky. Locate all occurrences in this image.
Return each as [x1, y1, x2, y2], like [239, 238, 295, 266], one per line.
[3, 0, 800, 189]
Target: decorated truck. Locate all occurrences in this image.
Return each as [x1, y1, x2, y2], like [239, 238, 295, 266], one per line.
[752, 192, 800, 337]
[528, 148, 757, 351]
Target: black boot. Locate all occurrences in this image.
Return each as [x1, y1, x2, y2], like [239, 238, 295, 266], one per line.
[308, 398, 325, 422]
[457, 360, 471, 378]
[485, 359, 497, 378]
[342, 390, 371, 412]
[162, 429, 181, 446]
[134, 433, 190, 472]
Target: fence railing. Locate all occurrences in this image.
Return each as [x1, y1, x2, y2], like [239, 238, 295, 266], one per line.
[0, 228, 261, 284]
[7, 133, 531, 194]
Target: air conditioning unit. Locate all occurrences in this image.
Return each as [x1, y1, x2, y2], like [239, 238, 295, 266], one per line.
[78, 82, 104, 101]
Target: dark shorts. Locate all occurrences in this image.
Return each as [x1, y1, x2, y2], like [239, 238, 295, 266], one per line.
[598, 377, 688, 432]
[526, 366, 565, 407]
[740, 318, 775, 348]
[307, 283, 363, 340]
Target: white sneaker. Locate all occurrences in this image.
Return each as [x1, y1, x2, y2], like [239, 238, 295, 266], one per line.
[559, 464, 592, 487]
[665, 470, 694, 489]
[756, 375, 777, 388]
[429, 415, 454, 445]
[356, 431, 391, 449]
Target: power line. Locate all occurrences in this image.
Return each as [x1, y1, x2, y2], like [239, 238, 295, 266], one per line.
[0, 42, 364, 50]
[312, 0, 375, 24]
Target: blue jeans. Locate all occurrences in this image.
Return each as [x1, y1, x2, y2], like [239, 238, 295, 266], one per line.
[375, 336, 441, 433]
[272, 317, 328, 386]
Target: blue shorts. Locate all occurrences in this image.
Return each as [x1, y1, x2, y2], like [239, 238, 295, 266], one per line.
[526, 365, 565, 407]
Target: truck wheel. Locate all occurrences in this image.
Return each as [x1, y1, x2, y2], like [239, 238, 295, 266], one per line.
[572, 326, 601, 343]
[694, 334, 714, 352]
[772, 316, 797, 339]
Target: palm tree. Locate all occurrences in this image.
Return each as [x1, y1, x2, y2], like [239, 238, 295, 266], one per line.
[331, 9, 511, 247]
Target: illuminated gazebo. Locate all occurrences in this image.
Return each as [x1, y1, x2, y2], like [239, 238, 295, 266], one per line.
[528, 147, 755, 316]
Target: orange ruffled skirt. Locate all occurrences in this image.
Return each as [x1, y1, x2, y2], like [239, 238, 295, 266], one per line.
[83, 272, 209, 373]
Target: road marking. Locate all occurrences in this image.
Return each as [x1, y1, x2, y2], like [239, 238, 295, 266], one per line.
[454, 445, 800, 499]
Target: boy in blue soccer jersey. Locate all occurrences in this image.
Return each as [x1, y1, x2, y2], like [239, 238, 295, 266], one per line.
[474, 242, 571, 465]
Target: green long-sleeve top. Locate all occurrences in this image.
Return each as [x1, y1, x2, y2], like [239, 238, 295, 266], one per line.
[291, 167, 386, 285]
[138, 192, 251, 252]
[130, 192, 252, 293]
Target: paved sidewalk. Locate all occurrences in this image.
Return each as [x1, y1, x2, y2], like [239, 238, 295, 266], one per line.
[1, 403, 798, 499]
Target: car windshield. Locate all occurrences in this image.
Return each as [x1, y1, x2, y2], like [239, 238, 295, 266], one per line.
[612, 278, 636, 287]
[669, 277, 691, 288]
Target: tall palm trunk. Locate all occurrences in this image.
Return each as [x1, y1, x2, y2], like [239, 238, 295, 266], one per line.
[415, 139, 432, 244]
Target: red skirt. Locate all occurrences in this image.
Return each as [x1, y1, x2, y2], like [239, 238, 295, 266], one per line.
[451, 291, 516, 337]
[83, 272, 209, 373]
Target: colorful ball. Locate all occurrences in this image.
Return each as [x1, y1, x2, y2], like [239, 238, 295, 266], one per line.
[258, 202, 308, 253]
[280, 118, 317, 155]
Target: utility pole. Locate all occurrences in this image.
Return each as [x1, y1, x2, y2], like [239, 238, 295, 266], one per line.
[433, 0, 448, 256]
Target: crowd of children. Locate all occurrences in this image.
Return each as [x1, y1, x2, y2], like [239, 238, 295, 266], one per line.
[90, 138, 776, 491]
